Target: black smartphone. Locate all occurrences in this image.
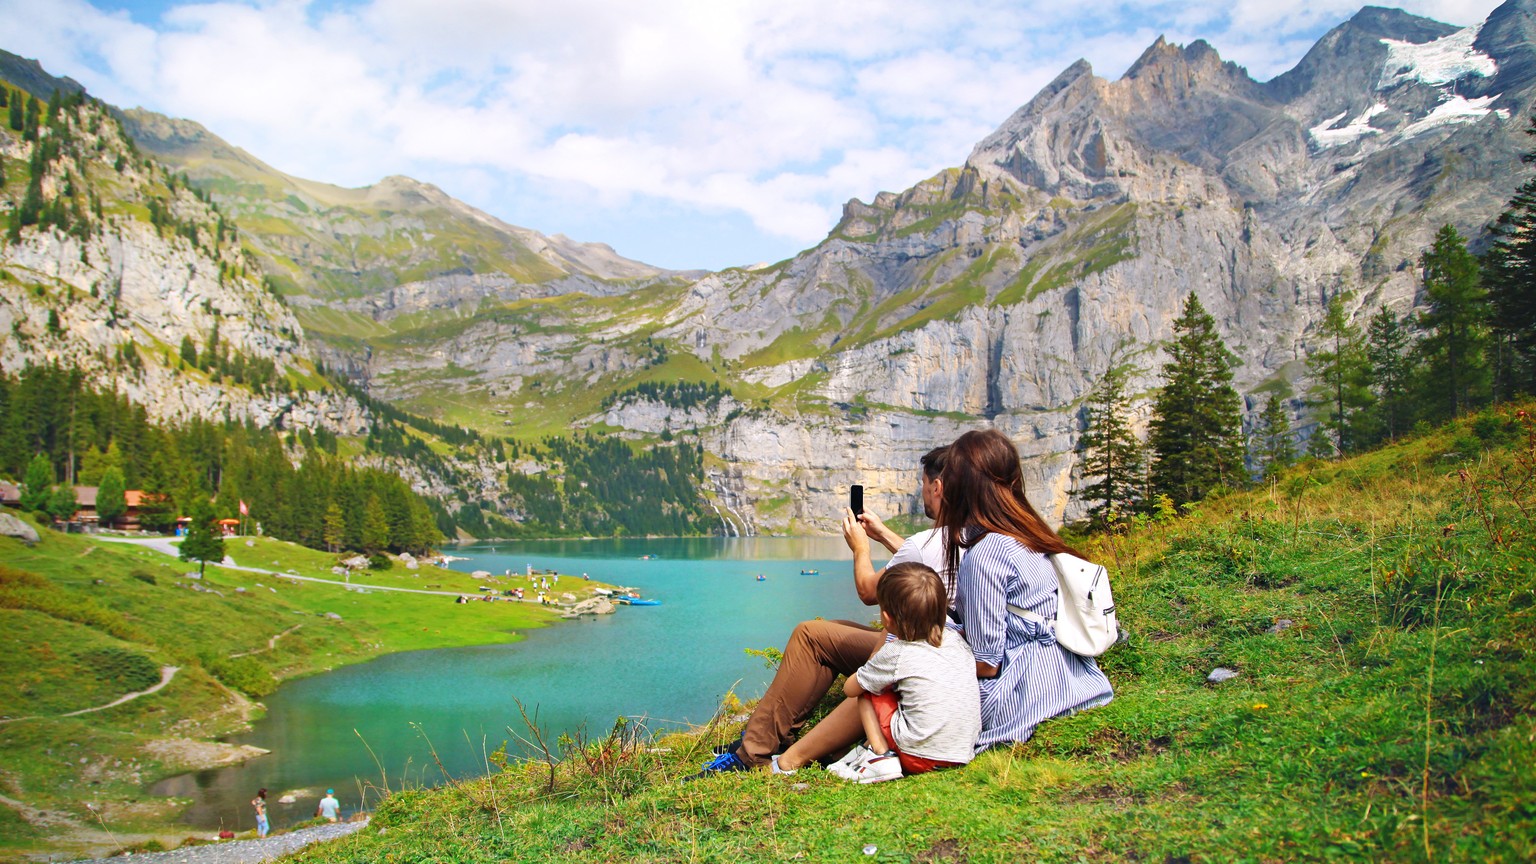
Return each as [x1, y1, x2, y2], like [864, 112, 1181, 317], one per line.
[849, 484, 864, 516]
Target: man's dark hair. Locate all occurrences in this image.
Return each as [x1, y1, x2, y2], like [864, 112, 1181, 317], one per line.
[877, 562, 948, 647]
[920, 445, 949, 481]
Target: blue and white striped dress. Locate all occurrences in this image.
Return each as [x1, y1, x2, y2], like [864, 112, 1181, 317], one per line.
[953, 532, 1113, 751]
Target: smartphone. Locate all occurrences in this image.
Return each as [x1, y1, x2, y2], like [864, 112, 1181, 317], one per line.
[849, 484, 864, 516]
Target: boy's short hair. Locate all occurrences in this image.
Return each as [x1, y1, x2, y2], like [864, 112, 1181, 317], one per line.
[877, 562, 948, 647]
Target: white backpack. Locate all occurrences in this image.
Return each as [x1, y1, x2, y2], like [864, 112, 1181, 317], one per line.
[1007, 553, 1119, 657]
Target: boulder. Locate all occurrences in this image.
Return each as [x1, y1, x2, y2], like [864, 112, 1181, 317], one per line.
[341, 555, 369, 570]
[571, 597, 616, 615]
[471, 570, 492, 579]
[1206, 667, 1239, 684]
[0, 512, 40, 546]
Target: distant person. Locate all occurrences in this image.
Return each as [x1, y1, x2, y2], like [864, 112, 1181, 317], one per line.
[940, 429, 1112, 750]
[771, 562, 980, 782]
[252, 788, 269, 837]
[317, 789, 340, 822]
[692, 446, 959, 776]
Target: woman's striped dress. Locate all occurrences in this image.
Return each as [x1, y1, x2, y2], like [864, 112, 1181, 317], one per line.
[953, 531, 1113, 751]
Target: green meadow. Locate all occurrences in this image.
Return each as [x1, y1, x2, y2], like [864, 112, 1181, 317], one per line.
[280, 405, 1535, 863]
[0, 531, 598, 861]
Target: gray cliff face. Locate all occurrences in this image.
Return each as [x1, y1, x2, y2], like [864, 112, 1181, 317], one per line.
[601, 0, 1536, 532]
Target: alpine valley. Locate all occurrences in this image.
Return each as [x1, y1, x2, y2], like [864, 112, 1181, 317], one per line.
[6, 0, 1536, 535]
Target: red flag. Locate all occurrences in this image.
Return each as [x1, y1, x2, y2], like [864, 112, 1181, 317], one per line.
[239, 499, 249, 516]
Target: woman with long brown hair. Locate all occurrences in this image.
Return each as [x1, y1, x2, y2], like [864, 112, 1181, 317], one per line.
[940, 428, 1113, 750]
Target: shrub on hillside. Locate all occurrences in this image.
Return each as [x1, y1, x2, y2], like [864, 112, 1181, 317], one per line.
[0, 565, 146, 642]
[199, 653, 276, 697]
[76, 647, 161, 691]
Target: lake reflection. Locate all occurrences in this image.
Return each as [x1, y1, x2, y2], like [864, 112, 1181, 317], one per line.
[154, 536, 880, 829]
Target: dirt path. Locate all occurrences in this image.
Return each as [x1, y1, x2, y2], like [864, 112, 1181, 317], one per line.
[0, 666, 179, 725]
[70, 819, 369, 864]
[229, 624, 303, 659]
[95, 536, 516, 599]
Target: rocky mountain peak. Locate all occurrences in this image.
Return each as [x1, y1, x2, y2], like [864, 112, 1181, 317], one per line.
[1477, 0, 1536, 94]
[1121, 36, 1257, 101]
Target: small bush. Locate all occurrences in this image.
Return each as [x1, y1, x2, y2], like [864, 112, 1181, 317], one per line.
[368, 553, 392, 571]
[200, 654, 276, 697]
[77, 647, 162, 690]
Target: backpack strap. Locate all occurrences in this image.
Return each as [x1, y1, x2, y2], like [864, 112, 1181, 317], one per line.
[1005, 603, 1050, 626]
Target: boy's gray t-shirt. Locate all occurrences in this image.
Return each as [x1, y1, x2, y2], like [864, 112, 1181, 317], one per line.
[855, 628, 981, 764]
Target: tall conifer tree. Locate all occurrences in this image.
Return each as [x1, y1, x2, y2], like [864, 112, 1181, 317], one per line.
[97, 466, 127, 529]
[1306, 294, 1373, 455]
[1253, 393, 1297, 480]
[1482, 114, 1536, 397]
[1414, 225, 1491, 423]
[1076, 365, 1144, 528]
[1365, 306, 1413, 444]
[1148, 293, 1245, 505]
[21, 453, 53, 512]
[179, 500, 225, 577]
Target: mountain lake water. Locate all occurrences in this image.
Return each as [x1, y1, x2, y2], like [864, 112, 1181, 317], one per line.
[152, 536, 882, 831]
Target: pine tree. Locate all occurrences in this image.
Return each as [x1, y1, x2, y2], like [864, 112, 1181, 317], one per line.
[1148, 293, 1245, 506]
[1076, 365, 1144, 527]
[1305, 294, 1373, 455]
[1414, 225, 1491, 423]
[323, 500, 347, 553]
[179, 500, 225, 577]
[1252, 393, 1297, 480]
[361, 494, 390, 556]
[47, 484, 78, 528]
[97, 466, 127, 528]
[21, 453, 53, 512]
[1482, 114, 1536, 397]
[1365, 306, 1413, 444]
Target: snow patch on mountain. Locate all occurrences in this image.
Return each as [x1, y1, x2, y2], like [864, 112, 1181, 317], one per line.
[1309, 103, 1388, 149]
[1398, 94, 1510, 139]
[1378, 24, 1496, 89]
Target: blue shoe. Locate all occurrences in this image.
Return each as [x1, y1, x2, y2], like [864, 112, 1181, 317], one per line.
[686, 749, 749, 780]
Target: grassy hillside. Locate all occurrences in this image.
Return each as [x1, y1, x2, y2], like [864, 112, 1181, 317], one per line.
[0, 528, 601, 861]
[283, 404, 1534, 863]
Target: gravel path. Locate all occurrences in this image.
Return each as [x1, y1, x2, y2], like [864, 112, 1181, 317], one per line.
[71, 820, 368, 864]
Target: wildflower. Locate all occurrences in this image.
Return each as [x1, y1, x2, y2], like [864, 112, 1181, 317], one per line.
[1252, 703, 1268, 710]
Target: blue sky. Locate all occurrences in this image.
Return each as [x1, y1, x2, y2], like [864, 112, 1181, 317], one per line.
[0, 0, 1505, 271]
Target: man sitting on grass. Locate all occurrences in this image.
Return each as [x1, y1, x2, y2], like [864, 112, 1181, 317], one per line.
[691, 447, 957, 777]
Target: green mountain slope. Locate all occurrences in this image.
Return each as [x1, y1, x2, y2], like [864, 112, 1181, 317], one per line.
[282, 405, 1536, 863]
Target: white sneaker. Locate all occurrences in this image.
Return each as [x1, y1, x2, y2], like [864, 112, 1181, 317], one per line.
[827, 744, 874, 780]
[770, 755, 797, 775]
[849, 751, 903, 784]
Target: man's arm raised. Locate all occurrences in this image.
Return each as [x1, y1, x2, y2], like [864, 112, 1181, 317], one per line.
[858, 510, 904, 555]
[843, 509, 883, 605]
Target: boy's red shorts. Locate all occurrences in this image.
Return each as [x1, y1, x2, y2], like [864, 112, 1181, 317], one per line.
[867, 690, 964, 776]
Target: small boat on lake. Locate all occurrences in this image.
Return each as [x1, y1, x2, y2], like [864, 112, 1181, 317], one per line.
[799, 569, 819, 575]
[614, 596, 662, 606]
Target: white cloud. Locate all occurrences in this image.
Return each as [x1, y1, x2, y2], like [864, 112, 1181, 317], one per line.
[0, 0, 1507, 269]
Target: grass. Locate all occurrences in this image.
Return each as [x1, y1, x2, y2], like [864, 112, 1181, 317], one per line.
[275, 404, 1534, 863]
[0, 528, 617, 862]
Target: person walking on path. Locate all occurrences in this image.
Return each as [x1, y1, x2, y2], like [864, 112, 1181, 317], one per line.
[252, 789, 269, 838]
[940, 429, 1113, 750]
[692, 446, 959, 776]
[316, 789, 340, 823]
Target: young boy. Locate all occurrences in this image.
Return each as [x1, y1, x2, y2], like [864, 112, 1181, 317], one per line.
[773, 562, 981, 783]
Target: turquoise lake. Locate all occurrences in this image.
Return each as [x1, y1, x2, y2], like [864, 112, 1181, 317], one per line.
[153, 537, 882, 830]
